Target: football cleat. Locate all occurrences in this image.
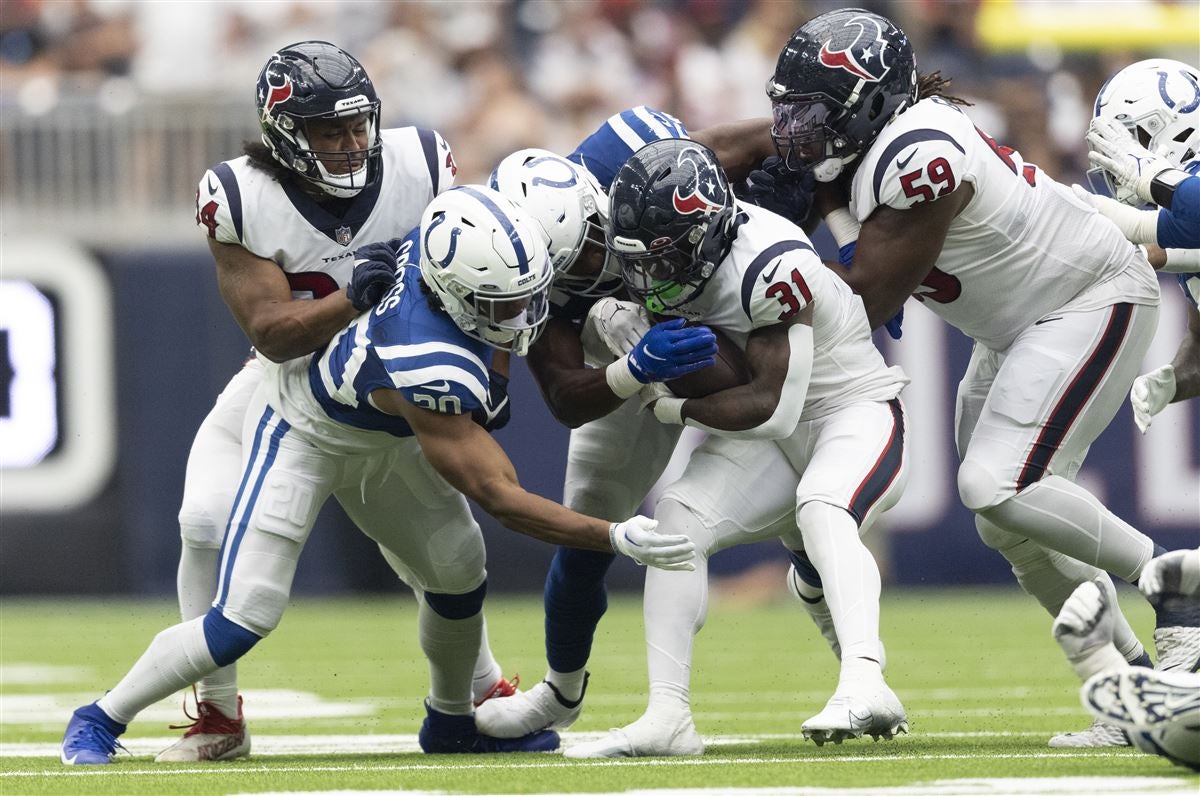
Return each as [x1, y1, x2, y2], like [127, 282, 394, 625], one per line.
[1047, 716, 1130, 748]
[1153, 624, 1200, 674]
[474, 673, 520, 707]
[801, 679, 908, 746]
[563, 707, 704, 758]
[417, 701, 560, 754]
[155, 694, 250, 762]
[786, 565, 889, 671]
[1083, 668, 1200, 729]
[476, 675, 587, 738]
[61, 703, 127, 765]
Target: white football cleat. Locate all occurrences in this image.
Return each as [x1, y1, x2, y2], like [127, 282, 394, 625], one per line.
[1083, 667, 1200, 729]
[475, 678, 585, 738]
[1047, 716, 1130, 748]
[155, 696, 250, 762]
[563, 708, 703, 758]
[786, 565, 886, 670]
[801, 679, 908, 746]
[1154, 625, 1200, 674]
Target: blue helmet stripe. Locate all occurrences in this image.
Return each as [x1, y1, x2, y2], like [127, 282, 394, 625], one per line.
[456, 186, 530, 274]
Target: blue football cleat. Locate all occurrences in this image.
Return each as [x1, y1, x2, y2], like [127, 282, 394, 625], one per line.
[61, 703, 127, 765]
[418, 701, 560, 754]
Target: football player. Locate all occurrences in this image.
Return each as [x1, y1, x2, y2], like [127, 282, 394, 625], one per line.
[165, 41, 505, 762]
[477, 109, 834, 740]
[1072, 59, 1200, 433]
[767, 9, 1192, 749]
[561, 137, 911, 757]
[60, 186, 696, 765]
[1054, 556, 1200, 771]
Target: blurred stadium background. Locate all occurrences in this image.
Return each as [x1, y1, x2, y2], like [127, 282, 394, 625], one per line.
[1, 0, 1197, 600]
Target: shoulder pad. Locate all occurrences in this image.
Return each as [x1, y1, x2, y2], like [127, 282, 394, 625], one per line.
[196, 164, 243, 244]
[568, 106, 690, 190]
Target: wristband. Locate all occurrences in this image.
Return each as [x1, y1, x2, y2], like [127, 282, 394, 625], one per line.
[824, 208, 861, 249]
[652, 397, 685, 425]
[1150, 168, 1189, 210]
[605, 355, 644, 400]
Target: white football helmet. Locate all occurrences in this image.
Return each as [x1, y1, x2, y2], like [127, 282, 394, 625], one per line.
[419, 186, 552, 356]
[490, 149, 621, 297]
[1090, 59, 1200, 205]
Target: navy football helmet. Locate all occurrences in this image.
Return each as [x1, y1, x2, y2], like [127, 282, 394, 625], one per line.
[767, 9, 917, 181]
[255, 41, 382, 198]
[607, 139, 738, 313]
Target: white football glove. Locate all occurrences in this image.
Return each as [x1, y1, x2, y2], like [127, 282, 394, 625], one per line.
[1130, 364, 1176, 433]
[1086, 118, 1175, 206]
[1138, 548, 1200, 603]
[1052, 577, 1126, 681]
[609, 515, 695, 571]
[585, 297, 653, 357]
[1070, 184, 1159, 245]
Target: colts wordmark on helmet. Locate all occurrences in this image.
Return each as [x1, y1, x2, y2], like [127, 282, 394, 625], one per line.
[816, 14, 893, 83]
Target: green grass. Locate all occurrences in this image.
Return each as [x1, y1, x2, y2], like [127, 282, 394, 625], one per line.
[2, 588, 1197, 794]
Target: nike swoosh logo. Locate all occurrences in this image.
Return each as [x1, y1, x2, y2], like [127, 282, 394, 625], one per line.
[896, 151, 916, 170]
[207, 175, 218, 195]
[1034, 316, 1062, 325]
[424, 381, 452, 393]
[762, 261, 781, 284]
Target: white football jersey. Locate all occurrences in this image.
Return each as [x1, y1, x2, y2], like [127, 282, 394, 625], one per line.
[668, 203, 908, 420]
[195, 127, 456, 300]
[851, 98, 1159, 351]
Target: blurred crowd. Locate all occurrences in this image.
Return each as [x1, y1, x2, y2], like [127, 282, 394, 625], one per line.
[1, 0, 1195, 184]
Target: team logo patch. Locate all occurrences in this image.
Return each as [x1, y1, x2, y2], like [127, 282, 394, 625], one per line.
[336, 226, 353, 246]
[818, 14, 892, 82]
[262, 64, 294, 113]
[671, 147, 727, 216]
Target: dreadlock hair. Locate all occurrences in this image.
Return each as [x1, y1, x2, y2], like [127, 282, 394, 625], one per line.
[917, 71, 972, 107]
[243, 139, 291, 181]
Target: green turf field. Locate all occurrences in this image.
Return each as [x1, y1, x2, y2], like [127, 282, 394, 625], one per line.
[2, 588, 1196, 794]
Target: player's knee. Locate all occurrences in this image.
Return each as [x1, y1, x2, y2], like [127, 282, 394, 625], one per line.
[424, 581, 486, 620]
[178, 507, 225, 549]
[957, 460, 1005, 512]
[657, 497, 718, 555]
[787, 548, 823, 590]
[202, 607, 262, 666]
[975, 516, 1025, 554]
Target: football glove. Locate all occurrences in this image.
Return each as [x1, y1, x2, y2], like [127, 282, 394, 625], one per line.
[606, 318, 716, 399]
[609, 515, 695, 571]
[347, 240, 403, 311]
[471, 369, 511, 432]
[1129, 364, 1175, 434]
[1086, 118, 1175, 207]
[742, 156, 814, 225]
[1052, 577, 1126, 680]
[1138, 548, 1200, 604]
[584, 297, 653, 357]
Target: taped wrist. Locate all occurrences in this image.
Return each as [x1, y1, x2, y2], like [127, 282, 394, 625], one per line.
[605, 355, 644, 399]
[652, 397, 685, 425]
[824, 208, 861, 249]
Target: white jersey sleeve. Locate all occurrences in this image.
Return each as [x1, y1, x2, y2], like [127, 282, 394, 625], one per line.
[196, 163, 247, 245]
[413, 127, 457, 196]
[737, 239, 822, 330]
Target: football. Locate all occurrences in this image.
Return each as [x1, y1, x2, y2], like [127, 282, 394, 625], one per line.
[665, 326, 752, 399]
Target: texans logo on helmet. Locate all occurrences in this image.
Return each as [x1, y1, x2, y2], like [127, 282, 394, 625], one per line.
[817, 14, 891, 83]
[672, 147, 726, 216]
[263, 67, 294, 114]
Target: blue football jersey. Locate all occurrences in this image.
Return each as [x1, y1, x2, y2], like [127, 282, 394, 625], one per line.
[567, 106, 688, 191]
[308, 229, 493, 437]
[1170, 159, 1199, 308]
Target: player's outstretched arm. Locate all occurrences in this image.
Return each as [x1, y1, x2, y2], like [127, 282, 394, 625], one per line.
[377, 388, 695, 570]
[843, 188, 969, 330]
[526, 318, 628, 429]
[692, 118, 775, 183]
[653, 310, 813, 440]
[211, 238, 363, 362]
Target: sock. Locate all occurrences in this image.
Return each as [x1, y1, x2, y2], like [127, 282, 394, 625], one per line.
[545, 667, 588, 704]
[471, 616, 503, 703]
[642, 499, 715, 706]
[797, 501, 883, 663]
[544, 547, 615, 674]
[419, 599, 481, 717]
[97, 616, 217, 725]
[837, 655, 884, 690]
[981, 476, 1155, 583]
[177, 544, 240, 720]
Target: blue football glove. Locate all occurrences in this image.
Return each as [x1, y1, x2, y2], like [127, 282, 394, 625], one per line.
[347, 241, 402, 311]
[627, 318, 717, 383]
[742, 156, 815, 225]
[471, 369, 511, 432]
[837, 240, 904, 340]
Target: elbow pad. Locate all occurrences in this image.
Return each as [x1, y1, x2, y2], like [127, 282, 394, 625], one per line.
[685, 324, 814, 440]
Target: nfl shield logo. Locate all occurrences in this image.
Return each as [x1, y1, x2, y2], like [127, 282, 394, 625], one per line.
[335, 226, 353, 246]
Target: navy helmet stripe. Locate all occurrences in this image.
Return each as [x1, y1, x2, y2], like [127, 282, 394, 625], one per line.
[740, 240, 814, 318]
[216, 409, 292, 608]
[872, 129, 967, 205]
[416, 127, 440, 194]
[1016, 304, 1134, 490]
[456, 185, 530, 274]
[848, 399, 906, 526]
[212, 163, 243, 241]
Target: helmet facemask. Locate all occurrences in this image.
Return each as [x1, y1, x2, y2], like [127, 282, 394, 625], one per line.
[432, 271, 552, 356]
[770, 97, 858, 182]
[612, 209, 730, 314]
[263, 105, 382, 198]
